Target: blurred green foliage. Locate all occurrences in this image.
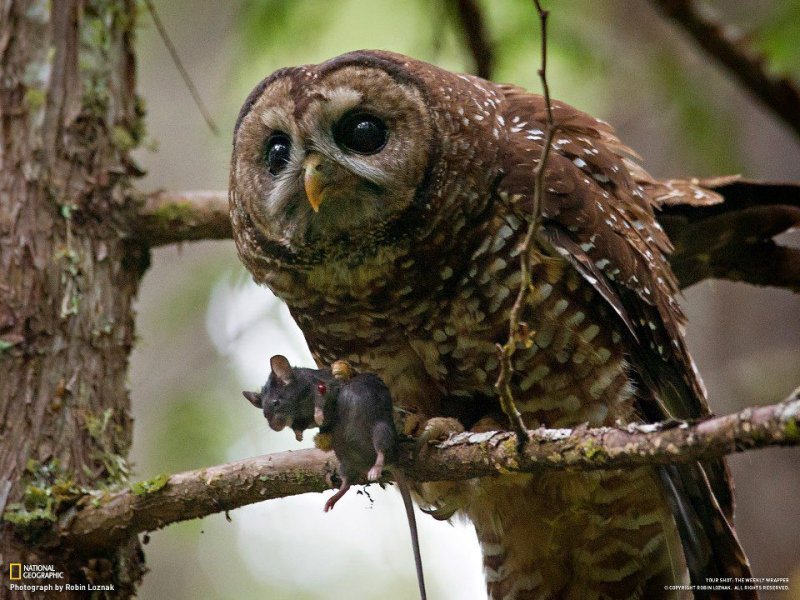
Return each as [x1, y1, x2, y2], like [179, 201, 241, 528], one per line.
[754, 1, 800, 79]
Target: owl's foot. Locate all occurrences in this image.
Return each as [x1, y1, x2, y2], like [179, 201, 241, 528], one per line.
[414, 417, 465, 461]
[314, 432, 333, 451]
[421, 503, 459, 521]
[331, 359, 356, 380]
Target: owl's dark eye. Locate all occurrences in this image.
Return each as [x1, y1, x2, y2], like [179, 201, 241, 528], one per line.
[265, 133, 291, 176]
[333, 112, 388, 155]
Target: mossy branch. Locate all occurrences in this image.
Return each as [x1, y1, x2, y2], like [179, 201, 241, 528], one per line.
[132, 190, 231, 247]
[52, 394, 800, 551]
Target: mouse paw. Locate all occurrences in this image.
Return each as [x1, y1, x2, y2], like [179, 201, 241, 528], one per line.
[367, 465, 383, 481]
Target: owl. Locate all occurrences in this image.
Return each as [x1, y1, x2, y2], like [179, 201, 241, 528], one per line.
[230, 50, 753, 599]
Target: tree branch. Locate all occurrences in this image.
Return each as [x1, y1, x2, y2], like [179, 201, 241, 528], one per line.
[650, 0, 800, 140]
[132, 190, 231, 247]
[128, 179, 800, 290]
[58, 396, 800, 551]
[452, 0, 494, 80]
[658, 177, 800, 291]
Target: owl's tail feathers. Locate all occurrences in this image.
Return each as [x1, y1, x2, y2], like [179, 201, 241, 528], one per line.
[660, 464, 757, 600]
[468, 471, 693, 600]
[653, 177, 800, 291]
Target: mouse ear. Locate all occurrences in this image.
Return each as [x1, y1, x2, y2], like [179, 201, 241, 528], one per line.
[242, 391, 262, 408]
[270, 354, 293, 384]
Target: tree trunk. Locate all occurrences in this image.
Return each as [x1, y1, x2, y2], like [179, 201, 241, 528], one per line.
[1, 1, 145, 597]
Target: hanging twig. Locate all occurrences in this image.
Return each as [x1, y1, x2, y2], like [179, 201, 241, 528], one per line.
[143, 0, 220, 135]
[651, 0, 800, 140]
[495, 0, 558, 447]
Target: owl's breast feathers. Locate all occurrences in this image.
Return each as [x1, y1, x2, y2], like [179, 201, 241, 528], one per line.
[230, 52, 753, 598]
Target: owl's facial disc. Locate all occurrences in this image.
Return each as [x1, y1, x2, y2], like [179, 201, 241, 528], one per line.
[234, 61, 434, 257]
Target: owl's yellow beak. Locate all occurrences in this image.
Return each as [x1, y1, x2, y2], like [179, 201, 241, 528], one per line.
[303, 154, 326, 213]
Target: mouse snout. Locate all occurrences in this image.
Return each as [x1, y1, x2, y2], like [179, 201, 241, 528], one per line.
[266, 411, 292, 432]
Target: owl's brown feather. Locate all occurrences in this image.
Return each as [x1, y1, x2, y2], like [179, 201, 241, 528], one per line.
[230, 50, 754, 599]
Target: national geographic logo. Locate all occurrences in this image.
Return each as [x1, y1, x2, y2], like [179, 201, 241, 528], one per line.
[4, 563, 115, 593]
[6, 563, 64, 580]
[5, 563, 64, 594]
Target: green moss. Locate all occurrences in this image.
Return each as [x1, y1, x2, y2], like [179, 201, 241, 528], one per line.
[500, 437, 518, 455]
[581, 438, 605, 462]
[84, 408, 131, 486]
[111, 125, 137, 152]
[151, 201, 195, 225]
[785, 418, 800, 441]
[2, 459, 83, 541]
[85, 407, 114, 441]
[59, 203, 77, 220]
[130, 473, 169, 496]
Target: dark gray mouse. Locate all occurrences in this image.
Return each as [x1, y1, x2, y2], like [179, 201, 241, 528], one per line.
[242, 354, 334, 442]
[243, 355, 427, 600]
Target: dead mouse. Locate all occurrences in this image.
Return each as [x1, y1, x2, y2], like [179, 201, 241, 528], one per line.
[242, 354, 334, 442]
[243, 355, 427, 600]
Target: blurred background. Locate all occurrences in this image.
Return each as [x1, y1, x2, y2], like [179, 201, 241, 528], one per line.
[129, 1, 800, 598]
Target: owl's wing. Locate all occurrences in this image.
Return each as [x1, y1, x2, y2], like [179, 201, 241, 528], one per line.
[496, 86, 753, 593]
[497, 86, 706, 418]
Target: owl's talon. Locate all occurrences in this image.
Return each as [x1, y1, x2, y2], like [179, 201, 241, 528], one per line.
[514, 427, 530, 453]
[314, 432, 333, 452]
[413, 417, 465, 461]
[421, 503, 459, 521]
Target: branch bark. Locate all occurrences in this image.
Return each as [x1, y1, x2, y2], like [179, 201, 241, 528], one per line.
[58, 396, 800, 551]
[651, 0, 800, 140]
[132, 190, 231, 246]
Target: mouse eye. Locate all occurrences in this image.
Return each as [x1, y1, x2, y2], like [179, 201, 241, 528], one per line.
[316, 383, 327, 395]
[264, 133, 291, 176]
[333, 112, 388, 155]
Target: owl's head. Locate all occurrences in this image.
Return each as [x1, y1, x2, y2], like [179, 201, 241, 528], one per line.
[231, 50, 505, 288]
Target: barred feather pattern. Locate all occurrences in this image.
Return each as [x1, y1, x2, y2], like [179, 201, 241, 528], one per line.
[230, 50, 753, 599]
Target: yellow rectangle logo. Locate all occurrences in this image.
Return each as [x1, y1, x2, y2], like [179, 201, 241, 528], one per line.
[9, 563, 22, 580]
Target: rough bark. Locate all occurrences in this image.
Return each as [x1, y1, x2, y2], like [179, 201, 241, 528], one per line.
[0, 1, 146, 597]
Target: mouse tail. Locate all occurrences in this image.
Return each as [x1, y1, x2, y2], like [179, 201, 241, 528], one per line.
[396, 472, 427, 600]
